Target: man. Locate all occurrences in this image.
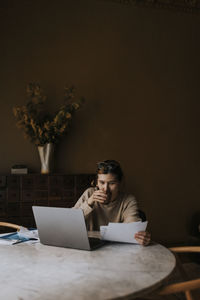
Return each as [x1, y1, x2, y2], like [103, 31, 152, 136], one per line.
[74, 160, 151, 246]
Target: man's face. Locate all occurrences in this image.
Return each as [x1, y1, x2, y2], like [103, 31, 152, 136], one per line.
[97, 173, 120, 203]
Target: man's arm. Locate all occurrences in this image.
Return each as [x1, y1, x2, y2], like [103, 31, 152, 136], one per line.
[122, 195, 151, 246]
[122, 195, 141, 223]
[74, 188, 95, 217]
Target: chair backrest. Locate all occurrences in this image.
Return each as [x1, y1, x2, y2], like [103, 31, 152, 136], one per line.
[158, 246, 200, 300]
[138, 209, 146, 222]
[0, 222, 20, 231]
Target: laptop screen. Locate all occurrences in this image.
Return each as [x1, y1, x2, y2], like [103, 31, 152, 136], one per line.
[32, 206, 92, 250]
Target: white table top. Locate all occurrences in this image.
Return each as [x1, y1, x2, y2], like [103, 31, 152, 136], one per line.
[0, 238, 175, 300]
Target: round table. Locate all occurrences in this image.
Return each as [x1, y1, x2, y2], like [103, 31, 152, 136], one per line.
[0, 241, 175, 300]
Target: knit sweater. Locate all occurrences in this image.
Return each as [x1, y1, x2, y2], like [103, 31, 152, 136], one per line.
[74, 187, 141, 231]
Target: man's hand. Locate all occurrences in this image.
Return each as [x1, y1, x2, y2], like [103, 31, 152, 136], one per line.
[134, 231, 151, 246]
[88, 190, 109, 206]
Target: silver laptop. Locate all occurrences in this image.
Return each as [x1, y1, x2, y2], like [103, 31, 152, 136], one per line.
[32, 206, 105, 251]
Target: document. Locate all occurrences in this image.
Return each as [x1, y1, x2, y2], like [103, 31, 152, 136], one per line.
[100, 221, 148, 244]
[0, 227, 39, 245]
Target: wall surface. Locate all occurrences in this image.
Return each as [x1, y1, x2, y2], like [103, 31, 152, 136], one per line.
[0, 0, 200, 244]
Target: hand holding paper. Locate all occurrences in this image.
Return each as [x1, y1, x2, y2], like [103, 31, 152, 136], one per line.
[100, 221, 148, 244]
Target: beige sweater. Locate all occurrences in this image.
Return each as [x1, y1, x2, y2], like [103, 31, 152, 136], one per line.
[74, 187, 141, 231]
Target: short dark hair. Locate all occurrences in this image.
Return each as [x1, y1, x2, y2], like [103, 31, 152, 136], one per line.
[96, 160, 123, 181]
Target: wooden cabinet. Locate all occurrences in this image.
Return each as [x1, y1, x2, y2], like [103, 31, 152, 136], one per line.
[0, 174, 95, 232]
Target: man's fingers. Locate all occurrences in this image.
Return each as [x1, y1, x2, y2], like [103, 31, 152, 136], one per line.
[93, 191, 108, 202]
[135, 237, 150, 246]
[96, 199, 107, 203]
[95, 196, 108, 203]
[94, 191, 107, 198]
[135, 236, 149, 244]
[135, 231, 151, 246]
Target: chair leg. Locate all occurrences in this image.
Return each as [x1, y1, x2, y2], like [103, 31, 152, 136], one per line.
[185, 290, 195, 300]
[175, 253, 196, 300]
[174, 253, 189, 280]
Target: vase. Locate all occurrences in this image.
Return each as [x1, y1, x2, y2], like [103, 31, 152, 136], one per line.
[38, 143, 54, 174]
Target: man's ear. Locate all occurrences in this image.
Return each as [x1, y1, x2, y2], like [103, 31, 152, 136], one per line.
[91, 179, 95, 187]
[96, 178, 99, 190]
[91, 175, 98, 187]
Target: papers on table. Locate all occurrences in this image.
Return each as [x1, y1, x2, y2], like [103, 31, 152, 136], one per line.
[100, 221, 148, 244]
[18, 226, 39, 239]
[0, 227, 39, 245]
[0, 238, 17, 245]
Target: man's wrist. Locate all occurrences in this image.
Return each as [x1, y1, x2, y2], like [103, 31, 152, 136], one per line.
[87, 197, 94, 207]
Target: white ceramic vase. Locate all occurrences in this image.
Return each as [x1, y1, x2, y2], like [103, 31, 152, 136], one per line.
[38, 143, 54, 174]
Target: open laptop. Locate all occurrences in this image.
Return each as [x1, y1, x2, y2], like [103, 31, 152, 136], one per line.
[32, 206, 105, 251]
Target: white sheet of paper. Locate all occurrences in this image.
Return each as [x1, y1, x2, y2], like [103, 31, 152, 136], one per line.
[100, 221, 148, 244]
[18, 227, 39, 239]
[0, 239, 19, 245]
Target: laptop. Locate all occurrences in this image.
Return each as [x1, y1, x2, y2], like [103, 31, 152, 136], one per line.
[32, 206, 105, 251]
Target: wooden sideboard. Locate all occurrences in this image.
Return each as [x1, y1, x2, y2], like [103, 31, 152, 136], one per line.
[0, 174, 95, 232]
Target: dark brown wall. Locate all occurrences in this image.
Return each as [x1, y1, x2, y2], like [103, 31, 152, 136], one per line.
[0, 0, 200, 243]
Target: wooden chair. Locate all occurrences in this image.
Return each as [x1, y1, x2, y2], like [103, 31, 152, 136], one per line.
[157, 246, 200, 300]
[138, 209, 147, 222]
[0, 222, 21, 231]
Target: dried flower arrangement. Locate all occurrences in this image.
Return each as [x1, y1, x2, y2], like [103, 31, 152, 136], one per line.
[13, 83, 84, 146]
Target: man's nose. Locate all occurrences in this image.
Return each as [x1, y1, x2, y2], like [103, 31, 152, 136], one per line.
[104, 184, 110, 193]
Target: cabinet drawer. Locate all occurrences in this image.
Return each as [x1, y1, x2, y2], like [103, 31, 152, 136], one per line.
[2, 217, 21, 228]
[21, 217, 35, 228]
[49, 188, 62, 198]
[21, 176, 35, 189]
[35, 200, 48, 206]
[21, 203, 34, 216]
[49, 200, 68, 208]
[76, 188, 86, 199]
[35, 190, 48, 202]
[35, 175, 48, 189]
[7, 176, 20, 188]
[22, 191, 35, 202]
[49, 198, 75, 208]
[7, 190, 20, 202]
[6, 203, 20, 216]
[65, 201, 76, 208]
[0, 176, 6, 187]
[49, 175, 63, 187]
[0, 190, 6, 202]
[0, 203, 6, 216]
[63, 175, 75, 189]
[63, 189, 75, 198]
[76, 174, 95, 188]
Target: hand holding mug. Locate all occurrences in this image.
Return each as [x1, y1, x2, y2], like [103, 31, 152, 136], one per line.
[88, 189, 110, 206]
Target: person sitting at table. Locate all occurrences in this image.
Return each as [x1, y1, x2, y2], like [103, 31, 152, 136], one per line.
[74, 160, 151, 246]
